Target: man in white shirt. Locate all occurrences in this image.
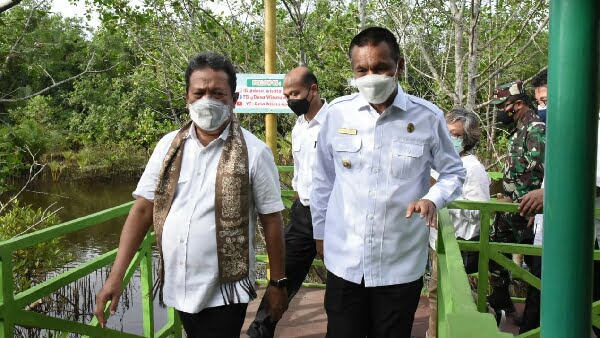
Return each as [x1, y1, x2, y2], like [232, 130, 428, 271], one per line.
[247, 67, 328, 338]
[94, 52, 288, 338]
[310, 27, 465, 338]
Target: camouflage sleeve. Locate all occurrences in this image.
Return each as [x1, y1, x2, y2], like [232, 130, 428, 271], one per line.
[515, 123, 546, 199]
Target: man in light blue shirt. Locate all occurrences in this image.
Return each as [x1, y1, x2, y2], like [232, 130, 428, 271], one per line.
[310, 27, 465, 338]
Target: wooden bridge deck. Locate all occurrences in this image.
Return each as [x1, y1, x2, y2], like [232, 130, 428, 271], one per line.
[241, 286, 522, 337]
[241, 286, 430, 338]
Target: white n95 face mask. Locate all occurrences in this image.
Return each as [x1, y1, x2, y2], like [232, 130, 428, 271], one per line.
[189, 98, 231, 131]
[353, 74, 398, 104]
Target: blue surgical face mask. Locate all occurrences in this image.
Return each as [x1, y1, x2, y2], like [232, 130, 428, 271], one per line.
[450, 135, 463, 154]
[537, 104, 547, 123]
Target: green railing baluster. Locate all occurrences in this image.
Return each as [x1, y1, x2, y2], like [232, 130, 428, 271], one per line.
[140, 234, 155, 338]
[476, 209, 491, 313]
[0, 250, 14, 338]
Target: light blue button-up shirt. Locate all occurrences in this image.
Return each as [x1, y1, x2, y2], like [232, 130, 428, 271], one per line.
[310, 85, 465, 286]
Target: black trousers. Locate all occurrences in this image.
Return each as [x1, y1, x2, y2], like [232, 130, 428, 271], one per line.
[520, 240, 600, 336]
[325, 270, 423, 338]
[246, 199, 317, 338]
[177, 303, 248, 338]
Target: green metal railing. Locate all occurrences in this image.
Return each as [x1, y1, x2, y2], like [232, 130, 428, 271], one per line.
[439, 200, 600, 338]
[0, 201, 184, 337]
[436, 207, 512, 338]
[0, 166, 303, 337]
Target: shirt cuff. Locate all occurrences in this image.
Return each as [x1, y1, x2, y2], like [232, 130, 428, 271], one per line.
[256, 201, 285, 215]
[313, 223, 325, 240]
[133, 190, 154, 201]
[423, 191, 445, 210]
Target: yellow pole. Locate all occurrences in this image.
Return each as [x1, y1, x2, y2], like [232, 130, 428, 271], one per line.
[264, 0, 277, 157]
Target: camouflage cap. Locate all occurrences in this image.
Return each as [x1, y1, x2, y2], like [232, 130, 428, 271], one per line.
[490, 80, 524, 105]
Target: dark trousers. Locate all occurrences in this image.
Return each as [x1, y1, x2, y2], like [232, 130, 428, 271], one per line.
[325, 270, 423, 338]
[489, 213, 534, 313]
[246, 199, 317, 338]
[520, 241, 600, 336]
[177, 303, 248, 338]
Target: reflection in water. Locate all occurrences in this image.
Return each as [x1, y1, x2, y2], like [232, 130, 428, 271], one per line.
[11, 176, 168, 335]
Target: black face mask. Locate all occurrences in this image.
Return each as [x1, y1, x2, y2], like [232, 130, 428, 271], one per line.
[287, 91, 314, 116]
[496, 104, 516, 125]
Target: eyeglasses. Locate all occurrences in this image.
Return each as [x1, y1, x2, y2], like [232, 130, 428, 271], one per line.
[536, 99, 547, 106]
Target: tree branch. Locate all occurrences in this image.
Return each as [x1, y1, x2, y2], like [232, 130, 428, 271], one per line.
[475, 0, 546, 79]
[476, 14, 549, 90]
[0, 53, 120, 103]
[0, 0, 22, 13]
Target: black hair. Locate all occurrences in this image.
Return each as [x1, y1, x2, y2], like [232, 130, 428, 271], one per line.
[348, 27, 401, 63]
[531, 69, 548, 88]
[185, 52, 237, 95]
[302, 70, 318, 88]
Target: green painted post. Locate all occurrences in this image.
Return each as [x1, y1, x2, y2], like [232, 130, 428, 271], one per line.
[140, 235, 155, 337]
[543, 0, 599, 337]
[0, 252, 15, 337]
[476, 209, 490, 313]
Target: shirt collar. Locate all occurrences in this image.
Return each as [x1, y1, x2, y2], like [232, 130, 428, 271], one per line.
[297, 100, 329, 126]
[188, 122, 231, 146]
[356, 83, 407, 113]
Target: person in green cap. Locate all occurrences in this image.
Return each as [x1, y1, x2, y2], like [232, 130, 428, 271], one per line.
[488, 80, 546, 317]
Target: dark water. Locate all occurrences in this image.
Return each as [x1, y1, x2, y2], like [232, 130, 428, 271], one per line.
[10, 176, 168, 335]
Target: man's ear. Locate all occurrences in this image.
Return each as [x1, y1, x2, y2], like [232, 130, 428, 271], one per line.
[233, 92, 239, 104]
[397, 58, 405, 76]
[310, 83, 318, 94]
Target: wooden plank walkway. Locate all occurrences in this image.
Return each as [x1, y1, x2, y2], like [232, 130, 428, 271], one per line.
[241, 286, 430, 338]
[241, 286, 524, 337]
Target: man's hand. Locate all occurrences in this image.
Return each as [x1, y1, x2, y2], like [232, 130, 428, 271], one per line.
[315, 240, 324, 261]
[406, 199, 437, 228]
[94, 277, 122, 328]
[519, 188, 544, 217]
[266, 286, 288, 321]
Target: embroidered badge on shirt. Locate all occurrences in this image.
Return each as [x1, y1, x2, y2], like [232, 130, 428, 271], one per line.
[338, 128, 358, 135]
[342, 159, 352, 168]
[407, 123, 415, 133]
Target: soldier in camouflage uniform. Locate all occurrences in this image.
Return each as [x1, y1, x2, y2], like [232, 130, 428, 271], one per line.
[489, 80, 546, 314]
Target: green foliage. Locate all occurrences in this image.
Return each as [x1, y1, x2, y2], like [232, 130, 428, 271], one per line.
[0, 127, 27, 194]
[0, 200, 69, 293]
[0, 0, 550, 180]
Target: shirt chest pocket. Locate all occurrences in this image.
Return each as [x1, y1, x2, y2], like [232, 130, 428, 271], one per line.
[332, 136, 362, 172]
[390, 139, 425, 179]
[293, 141, 302, 154]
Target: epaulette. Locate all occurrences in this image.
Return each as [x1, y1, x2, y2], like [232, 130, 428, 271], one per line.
[328, 93, 360, 108]
[406, 95, 444, 118]
[528, 121, 546, 131]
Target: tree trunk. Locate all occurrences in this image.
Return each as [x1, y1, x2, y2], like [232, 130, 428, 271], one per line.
[450, 1, 464, 107]
[466, 0, 481, 110]
[358, 0, 368, 29]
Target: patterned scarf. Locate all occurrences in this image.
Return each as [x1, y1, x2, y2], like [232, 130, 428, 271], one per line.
[152, 117, 256, 304]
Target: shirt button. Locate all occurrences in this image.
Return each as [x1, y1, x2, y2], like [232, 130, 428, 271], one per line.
[368, 215, 374, 220]
[372, 168, 379, 173]
[369, 191, 375, 197]
[375, 144, 381, 149]
[367, 239, 372, 243]
[180, 239, 184, 243]
[179, 261, 184, 266]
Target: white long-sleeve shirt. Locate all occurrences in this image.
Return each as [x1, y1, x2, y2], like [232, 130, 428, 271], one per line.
[310, 85, 465, 286]
[133, 124, 284, 313]
[291, 101, 328, 206]
[429, 154, 491, 249]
